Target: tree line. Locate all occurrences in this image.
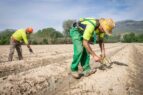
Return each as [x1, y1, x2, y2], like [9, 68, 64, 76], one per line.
[0, 20, 143, 45]
[122, 33, 143, 43]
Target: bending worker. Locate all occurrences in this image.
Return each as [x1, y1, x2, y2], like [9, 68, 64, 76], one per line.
[8, 27, 34, 61]
[70, 18, 115, 78]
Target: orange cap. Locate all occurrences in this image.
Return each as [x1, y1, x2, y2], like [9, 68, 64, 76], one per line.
[26, 27, 33, 33]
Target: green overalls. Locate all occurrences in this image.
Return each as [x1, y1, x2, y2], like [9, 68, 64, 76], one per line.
[70, 18, 105, 72]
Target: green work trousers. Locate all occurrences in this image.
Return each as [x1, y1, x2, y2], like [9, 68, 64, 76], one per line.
[70, 27, 90, 72]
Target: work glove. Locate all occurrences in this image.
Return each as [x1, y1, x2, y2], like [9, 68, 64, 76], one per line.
[29, 48, 34, 53]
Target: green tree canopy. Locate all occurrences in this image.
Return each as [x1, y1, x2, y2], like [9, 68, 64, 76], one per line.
[123, 33, 137, 43]
[31, 27, 64, 44]
[0, 29, 15, 45]
[63, 19, 75, 37]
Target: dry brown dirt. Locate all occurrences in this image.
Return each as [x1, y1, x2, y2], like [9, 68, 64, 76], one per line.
[0, 43, 143, 95]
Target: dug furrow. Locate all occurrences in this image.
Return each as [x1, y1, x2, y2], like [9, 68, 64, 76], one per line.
[0, 44, 124, 78]
[0, 44, 126, 95]
[54, 44, 129, 95]
[126, 44, 143, 95]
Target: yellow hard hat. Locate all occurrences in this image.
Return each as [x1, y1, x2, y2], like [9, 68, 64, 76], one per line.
[100, 18, 115, 36]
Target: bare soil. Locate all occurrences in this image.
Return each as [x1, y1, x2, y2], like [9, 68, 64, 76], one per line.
[0, 43, 143, 95]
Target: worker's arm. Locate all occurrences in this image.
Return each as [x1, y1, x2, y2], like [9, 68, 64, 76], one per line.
[27, 44, 33, 53]
[98, 34, 105, 58]
[83, 39, 100, 61]
[83, 25, 101, 61]
[22, 32, 33, 53]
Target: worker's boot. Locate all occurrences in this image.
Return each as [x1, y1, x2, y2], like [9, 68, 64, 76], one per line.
[70, 71, 80, 79]
[82, 69, 97, 77]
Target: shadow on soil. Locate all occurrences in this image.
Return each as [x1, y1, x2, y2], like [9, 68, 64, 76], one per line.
[98, 61, 128, 70]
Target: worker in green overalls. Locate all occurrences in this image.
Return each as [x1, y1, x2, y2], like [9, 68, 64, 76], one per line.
[70, 18, 115, 78]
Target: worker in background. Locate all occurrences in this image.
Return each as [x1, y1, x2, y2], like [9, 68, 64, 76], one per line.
[70, 18, 115, 78]
[8, 27, 34, 61]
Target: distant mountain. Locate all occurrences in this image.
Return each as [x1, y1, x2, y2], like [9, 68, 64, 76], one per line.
[113, 20, 143, 35]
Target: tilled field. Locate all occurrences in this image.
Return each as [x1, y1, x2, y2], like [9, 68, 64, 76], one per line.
[0, 43, 143, 95]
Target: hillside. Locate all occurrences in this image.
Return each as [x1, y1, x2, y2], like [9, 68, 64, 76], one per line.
[113, 20, 143, 35]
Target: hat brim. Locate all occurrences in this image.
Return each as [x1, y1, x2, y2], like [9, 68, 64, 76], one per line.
[104, 30, 112, 36]
[100, 23, 112, 36]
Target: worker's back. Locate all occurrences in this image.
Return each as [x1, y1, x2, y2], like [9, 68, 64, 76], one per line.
[12, 29, 28, 44]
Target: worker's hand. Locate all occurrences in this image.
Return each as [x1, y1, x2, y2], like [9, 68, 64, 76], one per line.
[100, 53, 106, 59]
[29, 48, 34, 53]
[93, 55, 101, 62]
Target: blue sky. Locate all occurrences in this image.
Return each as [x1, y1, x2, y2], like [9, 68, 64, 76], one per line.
[0, 0, 143, 32]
